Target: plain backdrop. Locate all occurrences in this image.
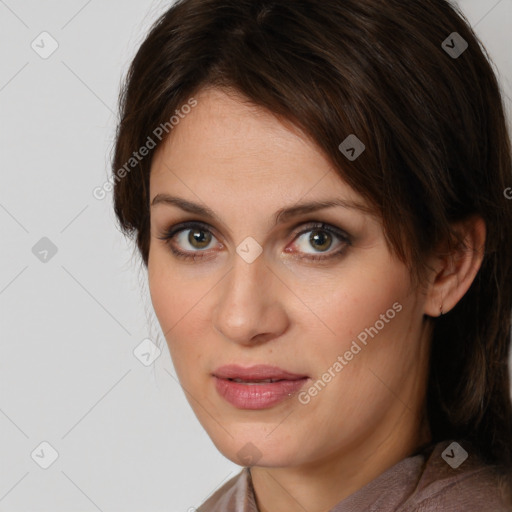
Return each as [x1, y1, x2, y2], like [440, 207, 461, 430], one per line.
[1, 1, 511, 511]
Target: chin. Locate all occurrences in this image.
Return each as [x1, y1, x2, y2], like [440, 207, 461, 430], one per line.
[208, 426, 304, 467]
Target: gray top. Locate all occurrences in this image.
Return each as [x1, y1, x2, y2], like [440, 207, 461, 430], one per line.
[197, 439, 512, 511]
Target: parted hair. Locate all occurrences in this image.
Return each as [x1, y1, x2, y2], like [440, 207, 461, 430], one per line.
[111, 0, 512, 483]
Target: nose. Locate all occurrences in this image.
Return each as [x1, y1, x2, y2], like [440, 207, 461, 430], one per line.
[212, 251, 290, 346]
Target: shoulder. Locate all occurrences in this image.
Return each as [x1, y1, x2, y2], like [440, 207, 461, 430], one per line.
[197, 468, 258, 512]
[399, 440, 512, 512]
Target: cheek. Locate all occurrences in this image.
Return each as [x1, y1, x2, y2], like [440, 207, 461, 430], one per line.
[148, 271, 179, 335]
[148, 246, 198, 331]
[148, 260, 211, 373]
[292, 262, 417, 409]
[292, 257, 411, 348]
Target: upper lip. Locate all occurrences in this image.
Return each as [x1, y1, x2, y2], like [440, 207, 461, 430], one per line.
[212, 364, 308, 381]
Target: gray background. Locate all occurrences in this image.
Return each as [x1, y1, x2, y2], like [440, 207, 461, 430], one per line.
[1, 1, 511, 511]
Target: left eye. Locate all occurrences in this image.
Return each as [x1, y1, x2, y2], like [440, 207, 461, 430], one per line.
[293, 227, 338, 254]
[158, 221, 351, 262]
[286, 223, 351, 260]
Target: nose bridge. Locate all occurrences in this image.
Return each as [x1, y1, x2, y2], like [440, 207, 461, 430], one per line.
[212, 250, 287, 344]
[229, 232, 269, 292]
[221, 252, 268, 319]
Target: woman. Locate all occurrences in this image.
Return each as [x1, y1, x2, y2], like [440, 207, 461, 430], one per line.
[111, 0, 512, 509]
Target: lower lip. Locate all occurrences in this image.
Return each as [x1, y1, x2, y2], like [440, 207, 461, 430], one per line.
[213, 376, 309, 409]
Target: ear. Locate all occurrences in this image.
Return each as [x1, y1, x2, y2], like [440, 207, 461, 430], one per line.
[424, 215, 486, 317]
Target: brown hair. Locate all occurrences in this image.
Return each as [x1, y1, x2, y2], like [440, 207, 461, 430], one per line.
[112, 0, 512, 476]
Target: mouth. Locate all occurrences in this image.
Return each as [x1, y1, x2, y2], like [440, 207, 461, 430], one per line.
[226, 378, 292, 384]
[212, 365, 309, 409]
[212, 364, 309, 382]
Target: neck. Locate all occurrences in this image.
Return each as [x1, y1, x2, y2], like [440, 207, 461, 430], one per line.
[250, 395, 431, 512]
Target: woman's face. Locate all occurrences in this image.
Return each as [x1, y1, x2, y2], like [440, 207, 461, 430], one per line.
[148, 87, 432, 469]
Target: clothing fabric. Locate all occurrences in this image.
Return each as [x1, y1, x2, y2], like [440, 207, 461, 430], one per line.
[197, 439, 512, 511]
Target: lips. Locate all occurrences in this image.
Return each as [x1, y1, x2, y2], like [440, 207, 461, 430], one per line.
[212, 365, 309, 409]
[212, 364, 308, 382]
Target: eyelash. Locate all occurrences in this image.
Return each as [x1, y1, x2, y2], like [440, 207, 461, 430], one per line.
[157, 221, 352, 263]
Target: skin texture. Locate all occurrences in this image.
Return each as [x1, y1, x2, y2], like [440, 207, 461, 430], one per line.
[147, 87, 486, 512]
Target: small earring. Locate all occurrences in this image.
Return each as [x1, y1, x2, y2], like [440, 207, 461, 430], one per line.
[439, 304, 444, 317]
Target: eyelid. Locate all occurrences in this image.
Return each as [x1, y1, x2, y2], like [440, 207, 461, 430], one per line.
[162, 220, 218, 239]
[159, 219, 350, 244]
[291, 221, 350, 241]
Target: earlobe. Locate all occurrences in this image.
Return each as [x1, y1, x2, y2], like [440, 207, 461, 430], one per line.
[424, 216, 486, 318]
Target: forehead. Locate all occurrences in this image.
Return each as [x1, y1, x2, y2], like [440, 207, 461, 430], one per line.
[149, 87, 366, 213]
[154, 88, 323, 170]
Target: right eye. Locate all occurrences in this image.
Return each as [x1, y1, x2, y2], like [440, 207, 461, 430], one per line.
[157, 221, 222, 261]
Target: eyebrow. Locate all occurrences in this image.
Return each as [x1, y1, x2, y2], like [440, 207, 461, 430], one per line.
[151, 193, 372, 225]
